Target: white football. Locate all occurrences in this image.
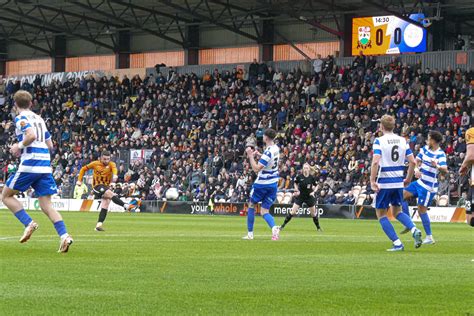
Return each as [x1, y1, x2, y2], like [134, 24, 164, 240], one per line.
[165, 188, 179, 200]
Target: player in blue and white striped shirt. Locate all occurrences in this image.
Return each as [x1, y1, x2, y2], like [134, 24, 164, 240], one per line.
[1, 90, 73, 253]
[243, 129, 281, 240]
[370, 115, 422, 251]
[402, 131, 448, 244]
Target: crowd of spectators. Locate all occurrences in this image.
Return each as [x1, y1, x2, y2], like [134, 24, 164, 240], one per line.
[0, 53, 472, 206]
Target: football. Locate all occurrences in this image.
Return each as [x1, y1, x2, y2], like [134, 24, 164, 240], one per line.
[165, 188, 179, 200]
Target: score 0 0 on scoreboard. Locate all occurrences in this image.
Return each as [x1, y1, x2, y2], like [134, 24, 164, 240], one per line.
[352, 14, 427, 55]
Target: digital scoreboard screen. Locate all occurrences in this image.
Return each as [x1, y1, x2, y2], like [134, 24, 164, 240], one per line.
[352, 14, 427, 55]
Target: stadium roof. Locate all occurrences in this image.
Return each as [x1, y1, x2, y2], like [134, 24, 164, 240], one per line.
[0, 0, 473, 55]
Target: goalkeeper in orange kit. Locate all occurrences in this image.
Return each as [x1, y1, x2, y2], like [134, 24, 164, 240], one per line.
[460, 127, 474, 227]
[77, 151, 138, 231]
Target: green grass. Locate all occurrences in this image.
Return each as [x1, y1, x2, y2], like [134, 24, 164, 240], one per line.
[0, 211, 473, 315]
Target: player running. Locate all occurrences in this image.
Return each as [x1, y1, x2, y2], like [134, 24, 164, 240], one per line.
[370, 115, 422, 251]
[1, 90, 73, 253]
[400, 131, 447, 244]
[460, 127, 474, 227]
[243, 129, 281, 240]
[76, 151, 138, 231]
[280, 163, 322, 231]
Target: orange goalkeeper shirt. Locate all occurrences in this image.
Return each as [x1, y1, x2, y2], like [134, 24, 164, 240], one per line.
[78, 161, 117, 187]
[466, 127, 474, 185]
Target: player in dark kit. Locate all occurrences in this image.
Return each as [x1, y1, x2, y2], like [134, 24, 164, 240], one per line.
[280, 163, 322, 231]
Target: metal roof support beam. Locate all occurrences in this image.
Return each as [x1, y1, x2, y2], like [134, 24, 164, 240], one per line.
[274, 30, 311, 61]
[2, 37, 52, 55]
[71, 1, 185, 47]
[108, 0, 194, 24]
[255, 0, 343, 38]
[156, 0, 259, 41]
[362, 0, 426, 29]
[300, 16, 344, 37]
[35, 4, 124, 29]
[2, 8, 116, 50]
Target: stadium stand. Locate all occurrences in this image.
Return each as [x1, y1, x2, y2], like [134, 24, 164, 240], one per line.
[0, 54, 472, 206]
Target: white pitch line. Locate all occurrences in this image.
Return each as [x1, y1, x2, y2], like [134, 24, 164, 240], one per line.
[0, 236, 17, 240]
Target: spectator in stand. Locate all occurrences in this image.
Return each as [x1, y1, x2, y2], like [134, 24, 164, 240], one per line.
[74, 181, 89, 199]
[313, 54, 323, 75]
[454, 34, 465, 50]
[249, 59, 259, 87]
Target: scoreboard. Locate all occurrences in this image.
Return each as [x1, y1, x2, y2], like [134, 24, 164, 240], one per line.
[352, 14, 427, 55]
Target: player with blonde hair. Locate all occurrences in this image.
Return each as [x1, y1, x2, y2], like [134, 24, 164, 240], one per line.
[370, 115, 422, 251]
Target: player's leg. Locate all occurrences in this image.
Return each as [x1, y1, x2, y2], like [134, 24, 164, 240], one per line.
[280, 202, 300, 230]
[261, 186, 279, 240]
[95, 197, 111, 231]
[243, 202, 256, 240]
[33, 173, 73, 252]
[307, 197, 321, 231]
[391, 189, 423, 248]
[375, 189, 404, 251]
[243, 186, 260, 240]
[467, 186, 474, 227]
[104, 189, 136, 211]
[261, 207, 280, 240]
[401, 188, 415, 217]
[2, 172, 38, 242]
[309, 207, 322, 231]
[400, 188, 416, 234]
[418, 205, 434, 244]
[413, 186, 435, 243]
[37, 195, 73, 253]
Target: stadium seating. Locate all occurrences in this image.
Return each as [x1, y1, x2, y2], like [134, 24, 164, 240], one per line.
[0, 56, 471, 207]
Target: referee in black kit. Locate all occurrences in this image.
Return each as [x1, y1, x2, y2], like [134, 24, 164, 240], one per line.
[280, 163, 322, 231]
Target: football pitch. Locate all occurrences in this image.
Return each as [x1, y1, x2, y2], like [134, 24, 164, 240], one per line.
[0, 211, 472, 315]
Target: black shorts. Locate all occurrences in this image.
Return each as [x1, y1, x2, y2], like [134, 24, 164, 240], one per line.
[293, 195, 316, 207]
[93, 184, 109, 199]
[467, 186, 473, 215]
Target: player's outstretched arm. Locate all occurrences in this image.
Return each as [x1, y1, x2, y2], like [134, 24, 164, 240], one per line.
[77, 162, 95, 185]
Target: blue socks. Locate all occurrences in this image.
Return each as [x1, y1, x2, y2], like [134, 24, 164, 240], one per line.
[420, 213, 432, 236]
[379, 217, 398, 241]
[247, 207, 255, 232]
[53, 221, 68, 238]
[402, 201, 410, 216]
[396, 212, 415, 230]
[262, 213, 276, 229]
[247, 207, 276, 232]
[14, 209, 32, 227]
[15, 210, 68, 238]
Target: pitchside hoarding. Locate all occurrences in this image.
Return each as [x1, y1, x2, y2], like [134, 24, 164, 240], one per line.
[354, 205, 467, 223]
[0, 199, 466, 223]
[141, 201, 355, 219]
